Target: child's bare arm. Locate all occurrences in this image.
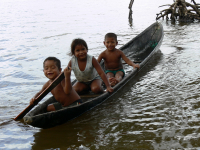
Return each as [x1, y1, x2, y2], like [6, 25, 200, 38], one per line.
[62, 66, 72, 95]
[97, 52, 104, 63]
[121, 51, 140, 69]
[67, 60, 72, 68]
[30, 82, 49, 105]
[92, 57, 113, 93]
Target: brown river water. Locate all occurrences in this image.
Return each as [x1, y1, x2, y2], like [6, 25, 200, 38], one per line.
[0, 0, 200, 149]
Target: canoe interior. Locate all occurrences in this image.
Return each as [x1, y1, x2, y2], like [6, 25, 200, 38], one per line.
[23, 22, 164, 128]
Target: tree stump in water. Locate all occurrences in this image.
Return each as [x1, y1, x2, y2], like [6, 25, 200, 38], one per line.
[128, 0, 134, 26]
[156, 0, 200, 22]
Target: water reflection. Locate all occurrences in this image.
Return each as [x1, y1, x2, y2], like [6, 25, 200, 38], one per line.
[32, 126, 80, 149]
[0, 120, 36, 150]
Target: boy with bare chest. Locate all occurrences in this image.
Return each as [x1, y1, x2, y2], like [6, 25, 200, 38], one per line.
[98, 33, 140, 86]
[30, 57, 81, 111]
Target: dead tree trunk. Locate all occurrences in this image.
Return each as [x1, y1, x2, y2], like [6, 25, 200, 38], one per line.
[156, 0, 200, 22]
[128, 0, 134, 26]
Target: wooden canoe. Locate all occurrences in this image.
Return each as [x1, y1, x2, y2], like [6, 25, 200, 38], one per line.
[23, 22, 164, 128]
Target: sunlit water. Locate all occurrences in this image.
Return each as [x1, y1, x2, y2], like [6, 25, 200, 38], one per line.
[0, 0, 200, 149]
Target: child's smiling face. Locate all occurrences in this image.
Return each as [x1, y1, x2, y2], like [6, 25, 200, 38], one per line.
[104, 37, 118, 51]
[43, 60, 61, 80]
[74, 44, 88, 60]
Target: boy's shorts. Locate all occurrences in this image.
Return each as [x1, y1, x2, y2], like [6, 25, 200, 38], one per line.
[52, 99, 83, 110]
[105, 69, 125, 77]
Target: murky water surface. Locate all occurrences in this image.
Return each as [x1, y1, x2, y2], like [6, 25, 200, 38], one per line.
[1, 0, 200, 149]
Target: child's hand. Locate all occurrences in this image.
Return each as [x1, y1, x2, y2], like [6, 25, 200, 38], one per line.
[106, 86, 114, 93]
[30, 98, 37, 105]
[133, 64, 140, 69]
[64, 66, 71, 77]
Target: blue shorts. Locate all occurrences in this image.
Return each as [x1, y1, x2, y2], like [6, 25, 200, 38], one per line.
[105, 69, 125, 76]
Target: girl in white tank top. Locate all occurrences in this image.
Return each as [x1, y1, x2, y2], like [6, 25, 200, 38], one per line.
[71, 54, 99, 83]
[67, 38, 113, 95]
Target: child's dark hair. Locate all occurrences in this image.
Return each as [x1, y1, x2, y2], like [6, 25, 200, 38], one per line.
[70, 38, 88, 55]
[43, 57, 61, 69]
[105, 33, 117, 41]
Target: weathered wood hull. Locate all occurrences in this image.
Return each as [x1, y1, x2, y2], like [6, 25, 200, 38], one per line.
[23, 22, 164, 128]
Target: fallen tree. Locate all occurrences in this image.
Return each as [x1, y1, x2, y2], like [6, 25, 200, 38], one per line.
[156, 0, 200, 22]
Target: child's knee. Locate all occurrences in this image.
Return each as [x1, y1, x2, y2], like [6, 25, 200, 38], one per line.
[91, 86, 103, 94]
[74, 87, 84, 93]
[74, 85, 89, 94]
[115, 74, 123, 81]
[47, 104, 56, 112]
[116, 75, 122, 81]
[106, 72, 114, 78]
[74, 87, 80, 92]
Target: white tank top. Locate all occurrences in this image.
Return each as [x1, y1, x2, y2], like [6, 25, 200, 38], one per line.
[71, 54, 98, 82]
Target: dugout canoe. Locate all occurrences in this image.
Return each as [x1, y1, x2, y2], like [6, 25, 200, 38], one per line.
[23, 22, 164, 128]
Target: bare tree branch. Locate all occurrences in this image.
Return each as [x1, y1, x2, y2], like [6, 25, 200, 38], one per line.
[156, 0, 200, 22]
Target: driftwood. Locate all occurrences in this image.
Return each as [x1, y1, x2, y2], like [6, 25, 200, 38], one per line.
[156, 0, 200, 22]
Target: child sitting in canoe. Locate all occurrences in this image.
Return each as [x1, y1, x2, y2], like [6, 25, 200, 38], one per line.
[67, 38, 113, 94]
[98, 33, 140, 87]
[30, 57, 82, 111]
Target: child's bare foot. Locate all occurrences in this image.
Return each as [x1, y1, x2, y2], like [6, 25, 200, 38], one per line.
[110, 81, 115, 87]
[109, 77, 115, 86]
[109, 77, 115, 83]
[110, 78, 119, 87]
